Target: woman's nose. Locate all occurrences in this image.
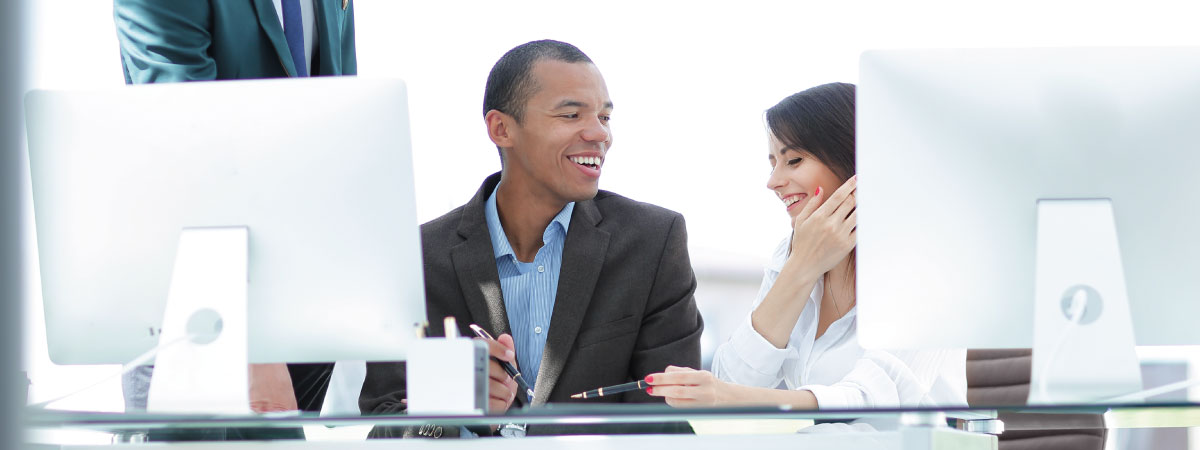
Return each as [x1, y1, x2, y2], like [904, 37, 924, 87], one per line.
[766, 166, 786, 191]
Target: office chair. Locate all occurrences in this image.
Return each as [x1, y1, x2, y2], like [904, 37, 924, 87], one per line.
[967, 349, 1107, 450]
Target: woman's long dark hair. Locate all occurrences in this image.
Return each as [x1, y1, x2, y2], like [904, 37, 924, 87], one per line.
[766, 82, 857, 288]
[765, 83, 856, 181]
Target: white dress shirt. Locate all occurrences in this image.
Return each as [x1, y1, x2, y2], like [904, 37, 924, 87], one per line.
[270, 0, 315, 75]
[711, 237, 968, 409]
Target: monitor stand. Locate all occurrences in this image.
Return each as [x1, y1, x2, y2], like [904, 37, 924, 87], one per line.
[1029, 199, 1143, 405]
[147, 227, 251, 414]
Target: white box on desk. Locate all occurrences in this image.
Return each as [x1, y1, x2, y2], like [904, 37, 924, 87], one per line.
[406, 338, 489, 414]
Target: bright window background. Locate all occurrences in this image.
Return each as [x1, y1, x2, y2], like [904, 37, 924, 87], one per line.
[20, 0, 1200, 424]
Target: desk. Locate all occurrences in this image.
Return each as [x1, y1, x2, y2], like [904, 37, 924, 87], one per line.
[25, 403, 1200, 449]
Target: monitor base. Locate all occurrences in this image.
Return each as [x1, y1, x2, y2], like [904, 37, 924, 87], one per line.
[1029, 199, 1143, 405]
[147, 227, 251, 414]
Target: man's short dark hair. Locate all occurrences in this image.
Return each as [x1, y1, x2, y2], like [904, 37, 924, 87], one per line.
[483, 40, 593, 123]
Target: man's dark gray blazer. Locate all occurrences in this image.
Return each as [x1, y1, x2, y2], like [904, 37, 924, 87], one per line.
[360, 172, 704, 435]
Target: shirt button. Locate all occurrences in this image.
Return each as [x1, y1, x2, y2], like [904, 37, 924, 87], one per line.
[534, 326, 543, 334]
[537, 265, 545, 273]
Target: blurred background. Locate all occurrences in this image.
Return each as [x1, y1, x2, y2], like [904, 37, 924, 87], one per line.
[12, 4, 1200, 448]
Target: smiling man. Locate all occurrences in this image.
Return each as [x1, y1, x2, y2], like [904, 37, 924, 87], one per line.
[360, 40, 703, 437]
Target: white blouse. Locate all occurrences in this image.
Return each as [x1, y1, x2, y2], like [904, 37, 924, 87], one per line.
[711, 238, 967, 409]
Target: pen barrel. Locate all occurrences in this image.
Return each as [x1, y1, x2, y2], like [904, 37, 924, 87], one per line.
[579, 380, 647, 398]
[510, 371, 535, 401]
[604, 380, 647, 395]
[500, 361, 520, 378]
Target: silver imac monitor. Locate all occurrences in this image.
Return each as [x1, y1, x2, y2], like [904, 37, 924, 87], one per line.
[857, 48, 1200, 402]
[25, 77, 427, 366]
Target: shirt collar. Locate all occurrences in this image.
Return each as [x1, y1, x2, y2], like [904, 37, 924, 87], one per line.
[484, 187, 575, 261]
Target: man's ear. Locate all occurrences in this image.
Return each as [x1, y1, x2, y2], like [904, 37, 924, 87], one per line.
[485, 110, 516, 149]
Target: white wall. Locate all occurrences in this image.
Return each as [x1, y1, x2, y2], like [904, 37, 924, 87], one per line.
[22, 0, 1200, 414]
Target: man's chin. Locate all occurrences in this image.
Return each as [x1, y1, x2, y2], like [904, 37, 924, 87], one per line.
[565, 186, 600, 203]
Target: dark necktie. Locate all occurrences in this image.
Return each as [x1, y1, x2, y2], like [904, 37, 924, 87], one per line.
[281, 0, 308, 77]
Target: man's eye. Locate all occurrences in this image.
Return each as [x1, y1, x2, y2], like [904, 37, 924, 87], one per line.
[561, 113, 579, 119]
[787, 158, 803, 165]
[599, 115, 611, 122]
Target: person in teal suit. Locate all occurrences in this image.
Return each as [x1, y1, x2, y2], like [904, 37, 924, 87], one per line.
[115, 0, 356, 82]
[111, 0, 356, 425]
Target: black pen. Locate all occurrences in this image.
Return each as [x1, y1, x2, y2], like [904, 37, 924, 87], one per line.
[571, 380, 648, 399]
[468, 324, 535, 404]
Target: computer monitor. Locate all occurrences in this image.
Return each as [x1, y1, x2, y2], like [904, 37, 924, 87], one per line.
[25, 77, 427, 366]
[856, 48, 1200, 401]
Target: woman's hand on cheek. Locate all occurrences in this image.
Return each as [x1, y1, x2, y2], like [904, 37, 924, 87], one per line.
[786, 175, 857, 279]
[644, 366, 730, 408]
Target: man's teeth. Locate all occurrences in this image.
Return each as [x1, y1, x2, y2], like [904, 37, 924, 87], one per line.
[569, 156, 602, 166]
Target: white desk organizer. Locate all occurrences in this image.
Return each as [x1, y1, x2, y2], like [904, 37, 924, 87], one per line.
[406, 318, 489, 415]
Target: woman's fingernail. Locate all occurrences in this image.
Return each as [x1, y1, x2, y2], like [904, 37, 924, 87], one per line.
[647, 387, 654, 394]
[815, 186, 822, 196]
[645, 375, 654, 383]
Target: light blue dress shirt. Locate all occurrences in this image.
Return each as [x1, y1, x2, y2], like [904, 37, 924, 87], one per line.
[484, 188, 574, 389]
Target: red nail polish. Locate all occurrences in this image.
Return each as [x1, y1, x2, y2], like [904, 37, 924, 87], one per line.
[815, 186, 822, 196]
[647, 387, 654, 394]
[645, 375, 654, 383]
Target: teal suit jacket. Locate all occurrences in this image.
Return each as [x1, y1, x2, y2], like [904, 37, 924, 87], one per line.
[115, 0, 356, 83]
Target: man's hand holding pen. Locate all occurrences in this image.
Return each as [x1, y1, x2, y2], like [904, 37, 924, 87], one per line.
[480, 333, 521, 413]
[469, 324, 536, 411]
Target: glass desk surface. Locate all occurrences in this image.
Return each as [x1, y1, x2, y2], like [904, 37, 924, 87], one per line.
[25, 401, 1200, 433]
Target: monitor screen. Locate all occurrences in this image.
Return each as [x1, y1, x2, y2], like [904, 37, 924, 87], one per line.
[857, 47, 1200, 350]
[25, 77, 427, 365]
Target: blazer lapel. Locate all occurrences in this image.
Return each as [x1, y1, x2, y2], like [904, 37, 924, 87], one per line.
[250, 0, 298, 77]
[449, 175, 512, 338]
[310, 0, 334, 75]
[532, 200, 609, 404]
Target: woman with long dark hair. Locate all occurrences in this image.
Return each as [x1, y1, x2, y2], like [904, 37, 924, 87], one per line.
[645, 83, 966, 409]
